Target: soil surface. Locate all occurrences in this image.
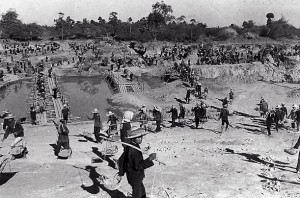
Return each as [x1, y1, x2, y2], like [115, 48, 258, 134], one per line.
[1, 40, 300, 198]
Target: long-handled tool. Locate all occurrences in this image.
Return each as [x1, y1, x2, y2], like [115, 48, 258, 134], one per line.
[102, 136, 166, 166]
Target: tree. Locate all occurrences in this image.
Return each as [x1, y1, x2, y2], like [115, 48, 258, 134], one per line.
[190, 19, 197, 25]
[242, 20, 255, 29]
[98, 16, 106, 24]
[108, 12, 120, 36]
[152, 1, 174, 23]
[54, 12, 65, 40]
[0, 9, 22, 38]
[26, 23, 43, 39]
[142, 1, 174, 40]
[266, 13, 274, 26]
[176, 15, 186, 24]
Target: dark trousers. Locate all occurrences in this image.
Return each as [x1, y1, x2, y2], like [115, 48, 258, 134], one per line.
[266, 123, 271, 135]
[94, 127, 102, 142]
[171, 118, 176, 127]
[63, 115, 68, 123]
[274, 120, 279, 132]
[155, 121, 161, 132]
[128, 180, 146, 198]
[222, 119, 229, 130]
[195, 117, 200, 128]
[31, 117, 37, 125]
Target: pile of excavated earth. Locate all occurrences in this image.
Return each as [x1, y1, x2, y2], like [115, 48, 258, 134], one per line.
[1, 39, 300, 198]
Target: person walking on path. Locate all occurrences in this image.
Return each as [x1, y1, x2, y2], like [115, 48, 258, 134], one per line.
[178, 103, 185, 127]
[185, 88, 191, 104]
[29, 106, 37, 125]
[53, 118, 71, 155]
[167, 105, 178, 127]
[138, 105, 149, 127]
[219, 104, 230, 133]
[118, 127, 156, 198]
[87, 108, 103, 143]
[258, 98, 268, 117]
[281, 103, 288, 120]
[229, 88, 234, 104]
[196, 81, 202, 98]
[61, 104, 70, 123]
[288, 104, 298, 129]
[192, 103, 202, 129]
[152, 106, 162, 132]
[274, 105, 282, 132]
[107, 111, 118, 131]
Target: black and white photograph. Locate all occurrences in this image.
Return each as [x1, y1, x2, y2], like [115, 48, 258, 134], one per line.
[1, 0, 300, 197]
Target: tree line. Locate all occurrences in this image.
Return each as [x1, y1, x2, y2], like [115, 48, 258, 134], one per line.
[1, 1, 300, 42]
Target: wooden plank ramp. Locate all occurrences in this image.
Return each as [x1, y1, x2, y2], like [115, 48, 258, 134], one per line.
[47, 77, 63, 119]
[109, 71, 141, 93]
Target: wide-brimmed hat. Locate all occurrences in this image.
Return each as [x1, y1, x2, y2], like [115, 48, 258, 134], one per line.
[4, 113, 14, 119]
[2, 109, 9, 113]
[127, 127, 148, 139]
[63, 104, 67, 107]
[91, 108, 99, 114]
[106, 111, 114, 116]
[153, 105, 161, 112]
[275, 105, 280, 109]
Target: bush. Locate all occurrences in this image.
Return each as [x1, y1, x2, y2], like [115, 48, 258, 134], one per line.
[217, 28, 238, 40]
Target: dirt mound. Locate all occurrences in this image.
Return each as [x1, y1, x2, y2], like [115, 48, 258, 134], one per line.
[287, 88, 300, 98]
[192, 63, 288, 83]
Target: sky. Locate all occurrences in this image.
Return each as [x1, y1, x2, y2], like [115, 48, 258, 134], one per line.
[0, 0, 300, 28]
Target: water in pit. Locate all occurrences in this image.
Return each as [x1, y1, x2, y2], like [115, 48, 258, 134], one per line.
[58, 76, 114, 121]
[0, 80, 33, 119]
[0, 76, 114, 121]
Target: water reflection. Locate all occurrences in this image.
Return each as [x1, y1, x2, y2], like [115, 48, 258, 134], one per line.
[0, 77, 113, 121]
[79, 81, 100, 95]
[0, 80, 32, 118]
[59, 76, 113, 120]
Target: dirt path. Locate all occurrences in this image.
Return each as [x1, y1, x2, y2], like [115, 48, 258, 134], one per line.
[1, 113, 300, 198]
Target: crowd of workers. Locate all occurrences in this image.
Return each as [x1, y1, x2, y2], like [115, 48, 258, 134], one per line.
[2, 38, 300, 197]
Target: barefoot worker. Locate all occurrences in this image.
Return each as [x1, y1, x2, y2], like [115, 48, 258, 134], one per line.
[219, 103, 230, 133]
[118, 127, 157, 198]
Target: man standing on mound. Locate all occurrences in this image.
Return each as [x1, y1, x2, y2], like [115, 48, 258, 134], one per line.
[118, 128, 156, 198]
[219, 104, 230, 133]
